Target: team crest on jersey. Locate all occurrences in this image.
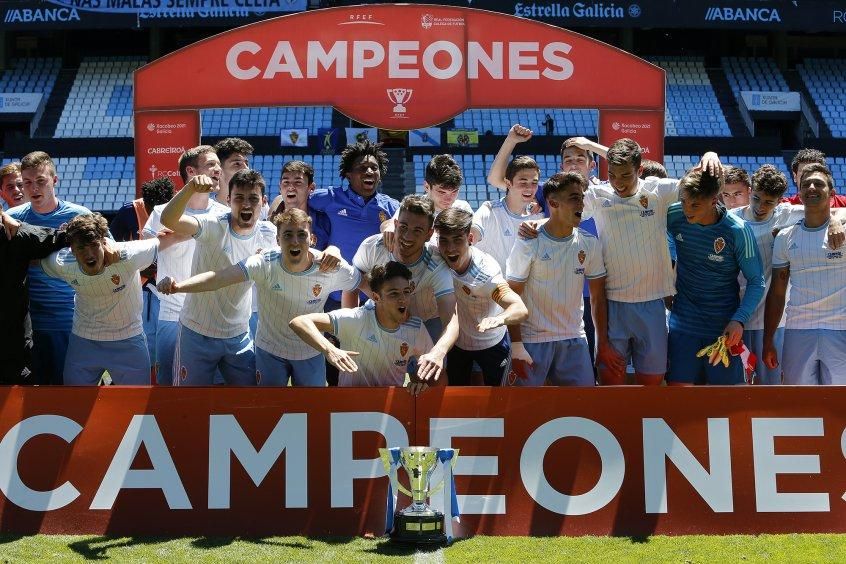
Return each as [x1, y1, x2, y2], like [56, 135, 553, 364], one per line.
[713, 237, 726, 254]
[577, 250, 586, 265]
[179, 366, 188, 381]
[312, 283, 323, 297]
[400, 342, 409, 357]
[111, 274, 121, 285]
[462, 285, 471, 295]
[379, 211, 388, 223]
[639, 195, 649, 209]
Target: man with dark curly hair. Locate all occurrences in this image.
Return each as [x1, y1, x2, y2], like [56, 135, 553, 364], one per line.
[213, 137, 254, 207]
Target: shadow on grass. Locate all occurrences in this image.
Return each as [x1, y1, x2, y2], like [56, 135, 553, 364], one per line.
[365, 536, 469, 556]
[627, 535, 651, 544]
[192, 536, 313, 550]
[0, 534, 25, 545]
[67, 536, 171, 560]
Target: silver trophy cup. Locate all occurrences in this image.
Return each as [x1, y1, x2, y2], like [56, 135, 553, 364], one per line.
[387, 88, 413, 113]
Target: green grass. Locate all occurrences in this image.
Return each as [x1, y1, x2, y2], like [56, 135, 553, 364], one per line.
[0, 534, 844, 562]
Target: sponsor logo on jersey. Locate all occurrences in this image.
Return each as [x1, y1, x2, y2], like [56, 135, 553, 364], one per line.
[272, 283, 283, 290]
[400, 342, 409, 357]
[714, 237, 726, 254]
[312, 283, 323, 297]
[70, 278, 80, 286]
[338, 209, 348, 216]
[827, 251, 843, 260]
[577, 249, 586, 264]
[540, 252, 552, 261]
[367, 334, 378, 343]
[601, 199, 612, 208]
[574, 267, 585, 275]
[111, 274, 121, 285]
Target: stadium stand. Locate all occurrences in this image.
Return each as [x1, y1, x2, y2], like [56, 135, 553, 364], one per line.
[452, 108, 598, 137]
[55, 57, 146, 138]
[0, 57, 60, 99]
[201, 106, 334, 137]
[797, 59, 846, 138]
[722, 57, 790, 99]
[647, 57, 731, 137]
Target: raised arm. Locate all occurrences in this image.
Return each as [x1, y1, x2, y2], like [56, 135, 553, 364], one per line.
[157, 264, 247, 294]
[160, 175, 215, 236]
[564, 137, 608, 159]
[487, 124, 532, 191]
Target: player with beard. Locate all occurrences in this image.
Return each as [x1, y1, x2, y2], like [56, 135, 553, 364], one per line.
[765, 164, 846, 384]
[161, 169, 277, 385]
[290, 262, 438, 393]
[158, 208, 358, 386]
[142, 146, 228, 384]
[506, 172, 609, 386]
[435, 208, 529, 386]
[39, 214, 162, 385]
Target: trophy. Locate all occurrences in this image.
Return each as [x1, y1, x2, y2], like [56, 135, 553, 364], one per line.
[387, 88, 413, 113]
[380, 446, 460, 544]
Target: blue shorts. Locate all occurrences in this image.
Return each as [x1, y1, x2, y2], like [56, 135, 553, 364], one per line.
[513, 339, 595, 387]
[782, 329, 846, 385]
[32, 329, 70, 385]
[64, 333, 150, 386]
[255, 347, 326, 387]
[743, 328, 784, 385]
[667, 330, 745, 385]
[155, 320, 179, 386]
[174, 324, 256, 386]
[446, 333, 510, 386]
[142, 290, 159, 366]
[605, 299, 668, 375]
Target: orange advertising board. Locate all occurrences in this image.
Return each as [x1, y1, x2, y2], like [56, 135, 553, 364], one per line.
[1, 387, 845, 537]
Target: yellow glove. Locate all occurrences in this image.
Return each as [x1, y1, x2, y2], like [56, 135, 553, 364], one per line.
[697, 336, 730, 367]
[696, 338, 720, 360]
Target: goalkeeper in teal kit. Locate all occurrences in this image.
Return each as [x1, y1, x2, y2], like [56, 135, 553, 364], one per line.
[666, 169, 765, 385]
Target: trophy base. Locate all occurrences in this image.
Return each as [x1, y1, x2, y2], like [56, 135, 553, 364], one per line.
[390, 511, 447, 545]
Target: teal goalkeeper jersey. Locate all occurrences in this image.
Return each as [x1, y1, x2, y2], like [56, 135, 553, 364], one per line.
[667, 203, 765, 338]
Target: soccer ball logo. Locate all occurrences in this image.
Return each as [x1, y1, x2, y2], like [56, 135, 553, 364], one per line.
[146, 123, 155, 132]
[612, 122, 621, 131]
[421, 13, 434, 29]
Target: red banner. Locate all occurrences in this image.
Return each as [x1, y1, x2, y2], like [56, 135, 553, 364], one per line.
[1, 387, 845, 537]
[598, 110, 666, 179]
[133, 5, 664, 130]
[133, 110, 200, 197]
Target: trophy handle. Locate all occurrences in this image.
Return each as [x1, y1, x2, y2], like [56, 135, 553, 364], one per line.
[379, 448, 414, 498]
[425, 454, 459, 497]
[404, 89, 413, 104]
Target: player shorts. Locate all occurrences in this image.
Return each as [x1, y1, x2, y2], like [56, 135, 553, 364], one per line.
[155, 320, 179, 385]
[743, 328, 784, 385]
[782, 329, 846, 385]
[666, 330, 745, 385]
[446, 333, 510, 386]
[604, 299, 668, 375]
[64, 333, 150, 386]
[32, 329, 70, 385]
[173, 324, 256, 386]
[255, 347, 326, 387]
[512, 338, 594, 387]
[249, 311, 259, 342]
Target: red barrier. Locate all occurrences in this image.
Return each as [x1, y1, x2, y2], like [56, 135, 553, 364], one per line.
[133, 110, 200, 193]
[3, 386, 842, 537]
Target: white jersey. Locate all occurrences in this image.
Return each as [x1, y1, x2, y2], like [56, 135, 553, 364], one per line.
[448, 246, 510, 350]
[329, 302, 433, 386]
[731, 203, 803, 330]
[472, 197, 544, 272]
[241, 248, 360, 360]
[180, 213, 277, 339]
[143, 199, 228, 322]
[506, 226, 606, 342]
[353, 235, 454, 322]
[773, 220, 846, 330]
[41, 239, 159, 341]
[582, 177, 677, 303]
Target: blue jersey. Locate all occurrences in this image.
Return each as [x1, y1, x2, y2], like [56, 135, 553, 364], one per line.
[307, 207, 331, 252]
[308, 184, 399, 300]
[667, 203, 764, 338]
[8, 200, 91, 331]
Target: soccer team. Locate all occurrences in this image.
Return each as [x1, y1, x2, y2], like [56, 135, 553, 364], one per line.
[2, 126, 845, 389]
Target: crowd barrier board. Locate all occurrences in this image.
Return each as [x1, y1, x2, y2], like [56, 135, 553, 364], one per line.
[0, 386, 843, 536]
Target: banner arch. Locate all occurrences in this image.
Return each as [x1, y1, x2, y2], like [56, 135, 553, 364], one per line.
[133, 5, 665, 188]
